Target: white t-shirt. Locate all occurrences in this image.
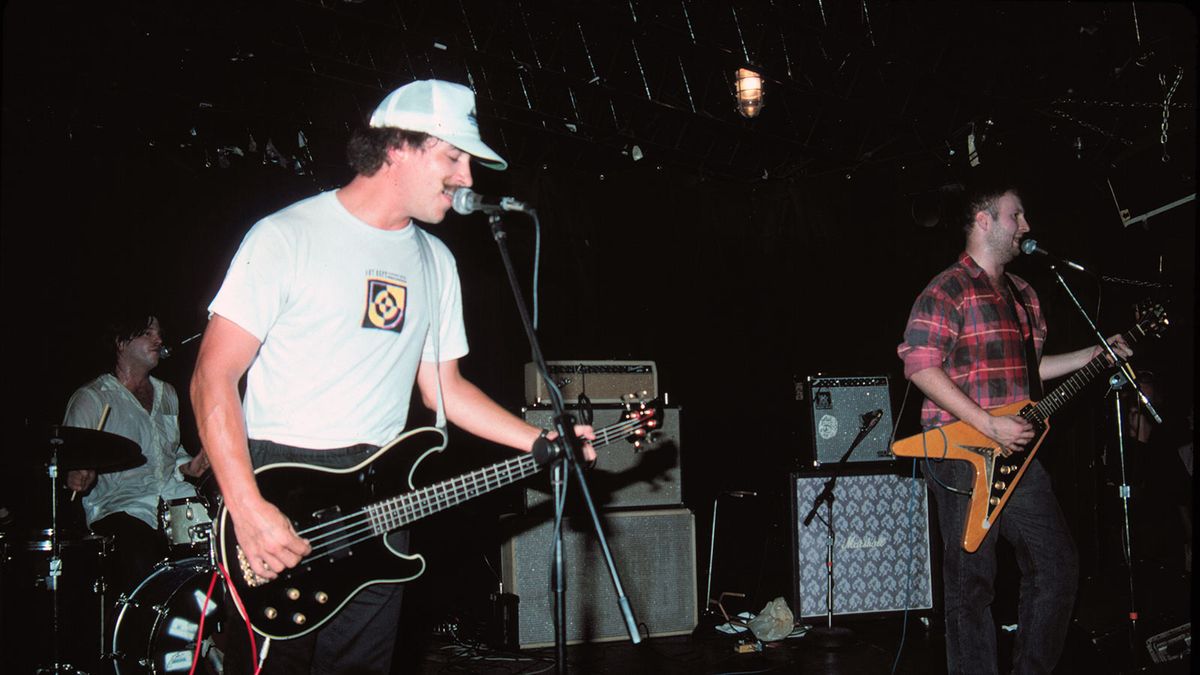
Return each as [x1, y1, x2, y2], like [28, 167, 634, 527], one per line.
[209, 190, 468, 449]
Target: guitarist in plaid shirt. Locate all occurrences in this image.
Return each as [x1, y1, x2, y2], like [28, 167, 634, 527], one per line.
[897, 178, 1131, 674]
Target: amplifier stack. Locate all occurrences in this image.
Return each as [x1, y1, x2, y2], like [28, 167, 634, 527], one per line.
[500, 360, 696, 645]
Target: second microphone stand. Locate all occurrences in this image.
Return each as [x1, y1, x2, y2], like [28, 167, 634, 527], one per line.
[486, 211, 641, 673]
[1046, 263, 1160, 641]
[800, 411, 882, 648]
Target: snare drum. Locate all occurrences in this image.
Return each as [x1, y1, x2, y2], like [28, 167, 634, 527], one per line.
[112, 556, 222, 674]
[158, 497, 213, 552]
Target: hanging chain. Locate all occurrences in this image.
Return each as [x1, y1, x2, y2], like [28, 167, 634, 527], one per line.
[1047, 108, 1134, 146]
[1051, 97, 1190, 110]
[1159, 66, 1184, 162]
[1100, 275, 1172, 289]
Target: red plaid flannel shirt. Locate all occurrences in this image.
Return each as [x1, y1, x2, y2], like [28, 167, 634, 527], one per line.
[898, 252, 1047, 429]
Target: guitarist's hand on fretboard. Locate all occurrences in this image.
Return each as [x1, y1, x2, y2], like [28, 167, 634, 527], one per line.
[1091, 333, 1134, 364]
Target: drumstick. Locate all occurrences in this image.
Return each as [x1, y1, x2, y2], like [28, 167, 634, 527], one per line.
[72, 404, 112, 502]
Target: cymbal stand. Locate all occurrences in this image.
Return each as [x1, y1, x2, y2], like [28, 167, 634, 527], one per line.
[38, 438, 75, 674]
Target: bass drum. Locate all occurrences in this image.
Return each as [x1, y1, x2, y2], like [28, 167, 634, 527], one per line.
[112, 556, 222, 674]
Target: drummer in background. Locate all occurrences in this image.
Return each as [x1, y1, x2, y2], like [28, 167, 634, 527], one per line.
[63, 309, 210, 597]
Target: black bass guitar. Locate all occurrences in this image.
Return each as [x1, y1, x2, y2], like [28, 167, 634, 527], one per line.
[216, 399, 660, 639]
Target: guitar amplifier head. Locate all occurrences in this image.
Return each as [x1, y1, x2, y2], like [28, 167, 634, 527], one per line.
[805, 375, 895, 467]
[525, 361, 658, 406]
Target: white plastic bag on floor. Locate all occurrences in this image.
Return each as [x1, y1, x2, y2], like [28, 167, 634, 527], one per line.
[748, 596, 794, 642]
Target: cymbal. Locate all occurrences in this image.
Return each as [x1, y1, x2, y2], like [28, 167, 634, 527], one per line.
[44, 425, 144, 472]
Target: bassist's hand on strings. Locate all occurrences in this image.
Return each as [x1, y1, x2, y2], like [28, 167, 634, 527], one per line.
[232, 496, 311, 582]
[987, 414, 1035, 457]
[543, 424, 597, 461]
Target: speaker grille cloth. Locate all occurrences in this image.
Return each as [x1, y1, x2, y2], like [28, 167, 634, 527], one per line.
[501, 508, 697, 647]
[792, 472, 933, 617]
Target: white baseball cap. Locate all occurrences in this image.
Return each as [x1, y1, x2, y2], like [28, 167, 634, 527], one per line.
[369, 79, 507, 171]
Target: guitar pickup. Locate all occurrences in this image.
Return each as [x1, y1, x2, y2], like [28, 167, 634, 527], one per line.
[307, 506, 353, 562]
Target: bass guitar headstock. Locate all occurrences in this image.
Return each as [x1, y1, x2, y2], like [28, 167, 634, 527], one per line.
[620, 391, 662, 450]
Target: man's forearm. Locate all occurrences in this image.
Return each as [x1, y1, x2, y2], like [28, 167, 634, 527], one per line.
[909, 367, 992, 430]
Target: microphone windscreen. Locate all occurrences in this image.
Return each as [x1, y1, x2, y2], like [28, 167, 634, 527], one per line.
[451, 187, 478, 215]
[1020, 239, 1038, 255]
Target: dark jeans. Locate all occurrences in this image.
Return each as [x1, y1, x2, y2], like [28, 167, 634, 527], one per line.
[221, 440, 407, 675]
[924, 457, 1078, 675]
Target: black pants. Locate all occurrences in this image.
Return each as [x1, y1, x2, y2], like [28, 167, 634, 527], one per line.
[220, 440, 407, 675]
[90, 511, 169, 599]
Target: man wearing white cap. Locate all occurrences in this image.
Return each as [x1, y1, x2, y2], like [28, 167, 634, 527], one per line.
[192, 80, 593, 673]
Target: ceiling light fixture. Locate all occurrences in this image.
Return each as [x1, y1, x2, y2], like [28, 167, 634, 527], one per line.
[735, 68, 764, 118]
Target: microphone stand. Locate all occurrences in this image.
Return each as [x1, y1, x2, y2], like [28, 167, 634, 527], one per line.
[800, 413, 880, 648]
[1046, 264, 1160, 638]
[486, 211, 640, 673]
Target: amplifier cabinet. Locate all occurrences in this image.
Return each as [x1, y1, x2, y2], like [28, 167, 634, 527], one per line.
[522, 407, 681, 510]
[805, 375, 895, 466]
[500, 508, 698, 648]
[790, 470, 933, 618]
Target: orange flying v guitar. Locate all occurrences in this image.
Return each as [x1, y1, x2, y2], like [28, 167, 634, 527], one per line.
[892, 302, 1167, 552]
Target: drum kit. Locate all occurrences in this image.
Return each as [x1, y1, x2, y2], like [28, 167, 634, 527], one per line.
[2, 426, 224, 674]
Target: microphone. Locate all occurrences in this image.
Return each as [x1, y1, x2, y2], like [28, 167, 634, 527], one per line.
[159, 331, 203, 360]
[860, 409, 884, 432]
[451, 187, 533, 215]
[1020, 239, 1087, 272]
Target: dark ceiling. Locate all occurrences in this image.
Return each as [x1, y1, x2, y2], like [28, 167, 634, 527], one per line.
[3, 1, 1196, 186]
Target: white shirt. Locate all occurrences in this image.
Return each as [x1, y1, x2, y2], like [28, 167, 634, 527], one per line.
[63, 374, 197, 529]
[209, 190, 469, 449]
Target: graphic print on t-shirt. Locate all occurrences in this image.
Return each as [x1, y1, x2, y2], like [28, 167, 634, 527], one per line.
[363, 277, 407, 332]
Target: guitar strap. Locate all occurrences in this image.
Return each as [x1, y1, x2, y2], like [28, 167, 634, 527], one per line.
[1004, 275, 1044, 400]
[414, 227, 447, 429]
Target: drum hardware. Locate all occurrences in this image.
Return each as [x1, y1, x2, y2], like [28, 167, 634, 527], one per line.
[158, 497, 214, 555]
[29, 426, 141, 674]
[9, 534, 112, 675]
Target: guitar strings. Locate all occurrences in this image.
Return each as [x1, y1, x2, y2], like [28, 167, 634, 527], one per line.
[298, 454, 539, 562]
[292, 416, 650, 565]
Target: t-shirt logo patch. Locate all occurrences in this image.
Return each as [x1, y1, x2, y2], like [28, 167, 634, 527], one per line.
[363, 278, 407, 332]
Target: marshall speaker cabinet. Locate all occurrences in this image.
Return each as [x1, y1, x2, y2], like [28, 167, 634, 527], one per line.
[790, 469, 933, 618]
